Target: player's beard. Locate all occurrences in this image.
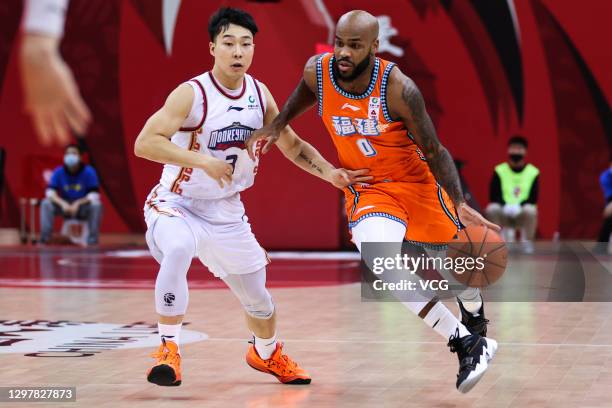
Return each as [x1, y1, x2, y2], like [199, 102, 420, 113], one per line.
[333, 53, 373, 82]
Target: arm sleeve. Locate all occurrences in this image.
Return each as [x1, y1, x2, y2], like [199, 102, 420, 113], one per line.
[23, 0, 69, 38]
[489, 172, 504, 204]
[521, 175, 539, 205]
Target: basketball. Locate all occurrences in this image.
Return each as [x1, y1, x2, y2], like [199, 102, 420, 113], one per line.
[447, 225, 508, 288]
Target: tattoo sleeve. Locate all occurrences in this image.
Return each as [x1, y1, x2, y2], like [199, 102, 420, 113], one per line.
[401, 80, 465, 206]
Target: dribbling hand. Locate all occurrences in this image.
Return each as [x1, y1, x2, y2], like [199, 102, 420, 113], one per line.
[457, 202, 501, 232]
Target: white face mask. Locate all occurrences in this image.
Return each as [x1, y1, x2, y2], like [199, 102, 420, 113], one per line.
[64, 153, 80, 167]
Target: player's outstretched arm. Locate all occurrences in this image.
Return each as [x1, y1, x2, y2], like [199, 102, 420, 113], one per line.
[134, 84, 232, 187]
[387, 68, 500, 231]
[245, 55, 320, 160]
[258, 83, 371, 189]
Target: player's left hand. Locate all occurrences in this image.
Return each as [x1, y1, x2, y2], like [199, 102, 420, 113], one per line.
[456, 202, 501, 232]
[330, 168, 373, 189]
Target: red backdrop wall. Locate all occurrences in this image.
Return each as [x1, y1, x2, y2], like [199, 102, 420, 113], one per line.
[1, 0, 610, 248]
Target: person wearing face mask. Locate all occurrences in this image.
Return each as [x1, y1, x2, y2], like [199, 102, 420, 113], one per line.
[486, 136, 539, 253]
[39, 144, 102, 245]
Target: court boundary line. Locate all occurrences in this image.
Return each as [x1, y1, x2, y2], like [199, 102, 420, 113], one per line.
[204, 337, 612, 348]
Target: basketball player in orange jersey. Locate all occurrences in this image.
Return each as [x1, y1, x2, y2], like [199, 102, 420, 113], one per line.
[247, 10, 501, 393]
[134, 8, 370, 387]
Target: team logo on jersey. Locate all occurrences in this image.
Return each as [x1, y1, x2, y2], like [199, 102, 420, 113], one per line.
[331, 116, 380, 137]
[368, 97, 380, 120]
[247, 94, 260, 110]
[208, 122, 255, 151]
[227, 106, 244, 112]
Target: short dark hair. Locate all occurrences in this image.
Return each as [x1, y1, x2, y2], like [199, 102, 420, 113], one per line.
[508, 135, 528, 148]
[208, 8, 258, 42]
[65, 143, 82, 154]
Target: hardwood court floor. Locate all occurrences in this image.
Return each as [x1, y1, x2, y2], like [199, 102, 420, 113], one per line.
[1, 247, 612, 408]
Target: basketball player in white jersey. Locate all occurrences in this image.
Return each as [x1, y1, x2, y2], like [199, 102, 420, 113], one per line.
[134, 8, 371, 387]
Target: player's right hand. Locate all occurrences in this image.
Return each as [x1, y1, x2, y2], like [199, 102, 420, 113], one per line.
[246, 124, 281, 161]
[457, 202, 501, 232]
[200, 156, 233, 188]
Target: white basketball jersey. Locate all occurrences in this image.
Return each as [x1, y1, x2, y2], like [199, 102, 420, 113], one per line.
[158, 71, 266, 199]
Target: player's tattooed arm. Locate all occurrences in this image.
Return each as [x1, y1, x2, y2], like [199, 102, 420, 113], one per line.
[388, 70, 500, 230]
[260, 82, 372, 188]
[271, 54, 319, 130]
[246, 55, 320, 160]
[388, 70, 465, 206]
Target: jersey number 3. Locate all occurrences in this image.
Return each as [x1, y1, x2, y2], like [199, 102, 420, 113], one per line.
[226, 154, 238, 174]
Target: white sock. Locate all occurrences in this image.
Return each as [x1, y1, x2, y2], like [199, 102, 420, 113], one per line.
[254, 332, 277, 360]
[457, 288, 483, 315]
[414, 301, 471, 339]
[158, 323, 181, 350]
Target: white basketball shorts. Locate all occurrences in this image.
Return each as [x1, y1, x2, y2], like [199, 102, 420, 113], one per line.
[143, 184, 269, 278]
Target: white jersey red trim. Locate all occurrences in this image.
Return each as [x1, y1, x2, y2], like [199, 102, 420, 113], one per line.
[157, 71, 267, 199]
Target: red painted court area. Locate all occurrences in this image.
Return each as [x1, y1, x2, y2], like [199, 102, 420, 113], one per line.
[0, 247, 361, 289]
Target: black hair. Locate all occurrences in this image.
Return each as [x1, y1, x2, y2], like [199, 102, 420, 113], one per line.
[208, 7, 258, 42]
[508, 135, 528, 148]
[65, 143, 82, 154]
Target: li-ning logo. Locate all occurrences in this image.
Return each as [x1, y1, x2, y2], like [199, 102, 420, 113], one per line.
[341, 103, 360, 111]
[227, 106, 244, 112]
[208, 122, 255, 151]
[163, 293, 175, 306]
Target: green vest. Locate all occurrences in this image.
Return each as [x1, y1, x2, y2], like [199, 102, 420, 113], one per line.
[494, 162, 539, 205]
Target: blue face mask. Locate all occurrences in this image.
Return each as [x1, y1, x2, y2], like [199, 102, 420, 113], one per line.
[64, 154, 80, 167]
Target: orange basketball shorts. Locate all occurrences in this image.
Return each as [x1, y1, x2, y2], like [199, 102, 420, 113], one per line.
[344, 182, 460, 243]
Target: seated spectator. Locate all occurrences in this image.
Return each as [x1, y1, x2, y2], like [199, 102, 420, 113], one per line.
[598, 160, 612, 247]
[39, 144, 102, 245]
[485, 136, 539, 253]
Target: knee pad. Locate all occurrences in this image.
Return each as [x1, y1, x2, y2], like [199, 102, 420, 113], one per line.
[243, 290, 274, 319]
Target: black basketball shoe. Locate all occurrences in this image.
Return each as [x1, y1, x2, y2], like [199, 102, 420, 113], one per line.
[447, 328, 498, 393]
[457, 297, 489, 336]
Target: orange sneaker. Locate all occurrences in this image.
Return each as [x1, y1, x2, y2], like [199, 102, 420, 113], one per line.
[246, 342, 311, 384]
[147, 339, 182, 386]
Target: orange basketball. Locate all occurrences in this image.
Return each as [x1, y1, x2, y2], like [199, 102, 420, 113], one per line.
[447, 225, 508, 288]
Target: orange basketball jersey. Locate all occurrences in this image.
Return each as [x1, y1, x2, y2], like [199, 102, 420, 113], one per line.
[316, 53, 435, 185]
[316, 53, 460, 243]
